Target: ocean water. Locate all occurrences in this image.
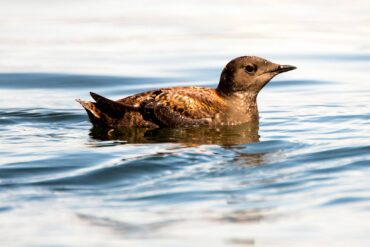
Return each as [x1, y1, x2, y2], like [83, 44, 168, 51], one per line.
[1, 0, 370, 246]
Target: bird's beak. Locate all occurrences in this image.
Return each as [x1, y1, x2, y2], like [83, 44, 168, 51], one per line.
[274, 64, 297, 73]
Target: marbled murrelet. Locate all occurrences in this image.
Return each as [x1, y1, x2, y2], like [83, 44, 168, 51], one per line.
[77, 56, 296, 128]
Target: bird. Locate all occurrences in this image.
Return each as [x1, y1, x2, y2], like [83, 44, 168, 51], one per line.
[77, 56, 296, 129]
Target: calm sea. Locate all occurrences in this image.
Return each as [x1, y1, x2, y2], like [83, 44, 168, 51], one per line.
[0, 0, 370, 246]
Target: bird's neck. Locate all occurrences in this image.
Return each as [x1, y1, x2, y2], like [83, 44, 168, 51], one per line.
[217, 89, 259, 121]
[230, 91, 258, 112]
[218, 90, 257, 107]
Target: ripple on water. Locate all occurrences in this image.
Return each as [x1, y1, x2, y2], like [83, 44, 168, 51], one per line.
[235, 140, 305, 154]
[0, 73, 169, 90]
[293, 145, 370, 163]
[0, 108, 85, 124]
[1, 147, 219, 191]
[309, 159, 370, 175]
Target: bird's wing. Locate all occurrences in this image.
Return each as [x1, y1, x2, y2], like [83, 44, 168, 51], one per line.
[142, 89, 225, 127]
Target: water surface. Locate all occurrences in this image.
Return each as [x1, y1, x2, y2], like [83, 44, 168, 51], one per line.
[1, 0, 370, 246]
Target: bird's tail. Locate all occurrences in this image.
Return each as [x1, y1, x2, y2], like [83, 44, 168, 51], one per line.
[77, 92, 140, 128]
[76, 98, 111, 127]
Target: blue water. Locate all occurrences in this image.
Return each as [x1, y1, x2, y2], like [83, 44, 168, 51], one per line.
[1, 0, 370, 246]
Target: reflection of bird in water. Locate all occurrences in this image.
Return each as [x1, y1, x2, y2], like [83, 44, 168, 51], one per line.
[90, 121, 259, 146]
[77, 56, 296, 130]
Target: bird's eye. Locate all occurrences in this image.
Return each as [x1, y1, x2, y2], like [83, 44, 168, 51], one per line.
[245, 64, 257, 74]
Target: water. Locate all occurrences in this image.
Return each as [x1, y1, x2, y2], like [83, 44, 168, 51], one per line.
[1, 0, 370, 246]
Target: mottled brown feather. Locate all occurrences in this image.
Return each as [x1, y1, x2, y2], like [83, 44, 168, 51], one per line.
[79, 87, 228, 128]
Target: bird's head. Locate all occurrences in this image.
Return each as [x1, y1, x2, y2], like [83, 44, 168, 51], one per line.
[217, 56, 296, 97]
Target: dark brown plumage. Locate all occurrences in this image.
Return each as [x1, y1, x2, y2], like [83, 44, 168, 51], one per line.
[77, 56, 296, 129]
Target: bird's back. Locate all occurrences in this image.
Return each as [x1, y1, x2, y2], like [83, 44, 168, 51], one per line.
[79, 86, 227, 128]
